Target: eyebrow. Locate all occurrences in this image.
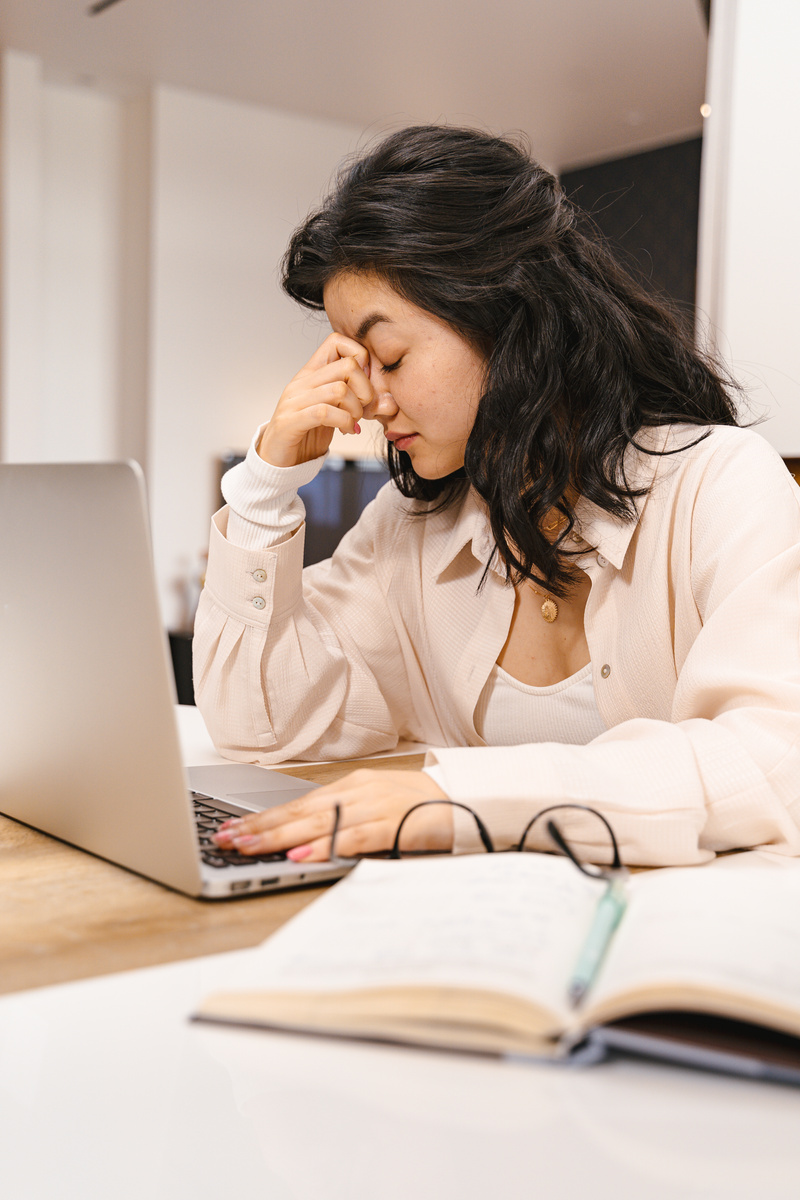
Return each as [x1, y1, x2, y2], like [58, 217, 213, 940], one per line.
[355, 312, 392, 340]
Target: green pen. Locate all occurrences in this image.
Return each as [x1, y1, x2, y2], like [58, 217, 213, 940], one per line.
[568, 873, 629, 1007]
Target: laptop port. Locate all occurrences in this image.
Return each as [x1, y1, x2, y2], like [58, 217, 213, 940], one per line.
[229, 880, 251, 892]
[260, 878, 280, 887]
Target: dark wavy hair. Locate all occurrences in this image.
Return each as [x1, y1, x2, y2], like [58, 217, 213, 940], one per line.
[282, 125, 739, 596]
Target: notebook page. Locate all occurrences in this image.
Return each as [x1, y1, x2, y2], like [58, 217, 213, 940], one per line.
[587, 861, 800, 1020]
[235, 853, 603, 1020]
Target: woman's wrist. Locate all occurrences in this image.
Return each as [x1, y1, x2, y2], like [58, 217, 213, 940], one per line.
[219, 424, 326, 548]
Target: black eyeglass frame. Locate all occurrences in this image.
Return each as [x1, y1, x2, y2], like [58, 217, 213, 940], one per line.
[329, 799, 625, 881]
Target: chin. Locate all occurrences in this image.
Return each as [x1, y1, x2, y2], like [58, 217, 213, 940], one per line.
[410, 454, 464, 481]
[392, 443, 465, 482]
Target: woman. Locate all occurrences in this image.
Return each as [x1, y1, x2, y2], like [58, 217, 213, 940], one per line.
[194, 125, 800, 866]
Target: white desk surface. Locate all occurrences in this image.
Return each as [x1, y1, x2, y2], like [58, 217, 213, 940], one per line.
[2, 708, 800, 1198]
[2, 942, 800, 1200]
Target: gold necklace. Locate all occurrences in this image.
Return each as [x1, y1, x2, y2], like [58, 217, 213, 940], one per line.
[529, 584, 558, 623]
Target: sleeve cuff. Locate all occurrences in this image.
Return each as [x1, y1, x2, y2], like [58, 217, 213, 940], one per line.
[203, 505, 307, 622]
[422, 762, 448, 792]
[424, 744, 562, 854]
[220, 422, 327, 549]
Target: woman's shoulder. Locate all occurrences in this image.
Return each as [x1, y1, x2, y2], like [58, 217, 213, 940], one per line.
[653, 423, 794, 485]
[653, 423, 800, 532]
[633, 424, 800, 539]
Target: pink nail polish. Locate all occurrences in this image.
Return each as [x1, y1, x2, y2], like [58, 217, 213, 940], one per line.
[232, 834, 259, 848]
[287, 844, 312, 862]
[353, 422, 361, 435]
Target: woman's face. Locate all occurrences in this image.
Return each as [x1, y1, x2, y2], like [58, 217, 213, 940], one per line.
[323, 272, 486, 479]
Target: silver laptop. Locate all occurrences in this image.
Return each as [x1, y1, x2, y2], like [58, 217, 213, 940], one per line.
[0, 461, 352, 898]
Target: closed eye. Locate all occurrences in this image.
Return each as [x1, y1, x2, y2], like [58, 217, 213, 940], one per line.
[380, 357, 403, 374]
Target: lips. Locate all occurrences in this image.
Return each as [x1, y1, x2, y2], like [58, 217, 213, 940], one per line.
[385, 431, 418, 452]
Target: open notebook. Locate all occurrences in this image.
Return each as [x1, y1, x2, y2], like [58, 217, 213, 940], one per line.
[194, 851, 800, 1083]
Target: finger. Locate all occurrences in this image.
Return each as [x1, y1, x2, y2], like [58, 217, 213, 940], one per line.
[220, 790, 383, 855]
[287, 819, 398, 863]
[277, 382, 368, 434]
[228, 805, 351, 856]
[276, 392, 365, 437]
[215, 786, 339, 836]
[290, 356, 375, 407]
[214, 768, 414, 846]
[218, 792, 352, 845]
[223, 769, 377, 835]
[213, 796, 327, 844]
[305, 333, 370, 374]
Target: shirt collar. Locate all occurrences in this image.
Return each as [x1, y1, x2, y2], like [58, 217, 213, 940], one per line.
[434, 426, 676, 577]
[434, 486, 501, 578]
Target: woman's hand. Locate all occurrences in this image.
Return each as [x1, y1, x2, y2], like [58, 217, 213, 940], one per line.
[257, 333, 376, 468]
[213, 769, 455, 861]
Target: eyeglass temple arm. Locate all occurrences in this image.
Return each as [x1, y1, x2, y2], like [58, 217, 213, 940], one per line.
[545, 820, 591, 875]
[329, 803, 343, 860]
[389, 800, 495, 858]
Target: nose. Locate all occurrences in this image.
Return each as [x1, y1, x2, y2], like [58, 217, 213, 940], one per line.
[362, 390, 398, 421]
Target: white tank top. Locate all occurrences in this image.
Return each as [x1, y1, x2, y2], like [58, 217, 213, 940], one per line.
[474, 662, 606, 746]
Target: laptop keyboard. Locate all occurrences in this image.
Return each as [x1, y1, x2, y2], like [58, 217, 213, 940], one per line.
[191, 792, 287, 870]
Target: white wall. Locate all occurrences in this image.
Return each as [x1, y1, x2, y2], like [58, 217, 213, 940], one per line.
[40, 84, 123, 460]
[1, 53, 125, 462]
[146, 87, 363, 629]
[697, 0, 800, 453]
[1, 51, 44, 461]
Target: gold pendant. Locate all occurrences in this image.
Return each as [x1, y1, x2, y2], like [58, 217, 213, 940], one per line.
[540, 598, 558, 623]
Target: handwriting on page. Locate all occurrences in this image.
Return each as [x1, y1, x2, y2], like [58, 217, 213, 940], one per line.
[254, 854, 601, 1014]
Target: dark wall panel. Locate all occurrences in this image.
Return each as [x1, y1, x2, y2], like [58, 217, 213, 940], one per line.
[560, 137, 703, 321]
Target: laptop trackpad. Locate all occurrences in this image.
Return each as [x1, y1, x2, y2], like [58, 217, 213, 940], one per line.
[187, 764, 318, 811]
[228, 788, 319, 813]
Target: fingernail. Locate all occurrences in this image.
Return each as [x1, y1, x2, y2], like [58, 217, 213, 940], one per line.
[353, 422, 361, 435]
[213, 829, 234, 844]
[287, 844, 313, 862]
[216, 818, 241, 833]
[232, 835, 260, 848]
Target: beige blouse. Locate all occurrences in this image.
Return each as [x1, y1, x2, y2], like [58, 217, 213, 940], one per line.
[193, 424, 800, 866]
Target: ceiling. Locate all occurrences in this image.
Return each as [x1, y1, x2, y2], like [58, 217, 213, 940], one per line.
[0, 0, 709, 170]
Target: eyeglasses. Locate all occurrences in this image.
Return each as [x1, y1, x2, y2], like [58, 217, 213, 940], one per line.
[329, 799, 625, 882]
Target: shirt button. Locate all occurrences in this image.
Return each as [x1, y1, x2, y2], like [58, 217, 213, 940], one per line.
[252, 568, 267, 582]
[600, 664, 611, 679]
[251, 596, 266, 610]
[597, 554, 608, 568]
